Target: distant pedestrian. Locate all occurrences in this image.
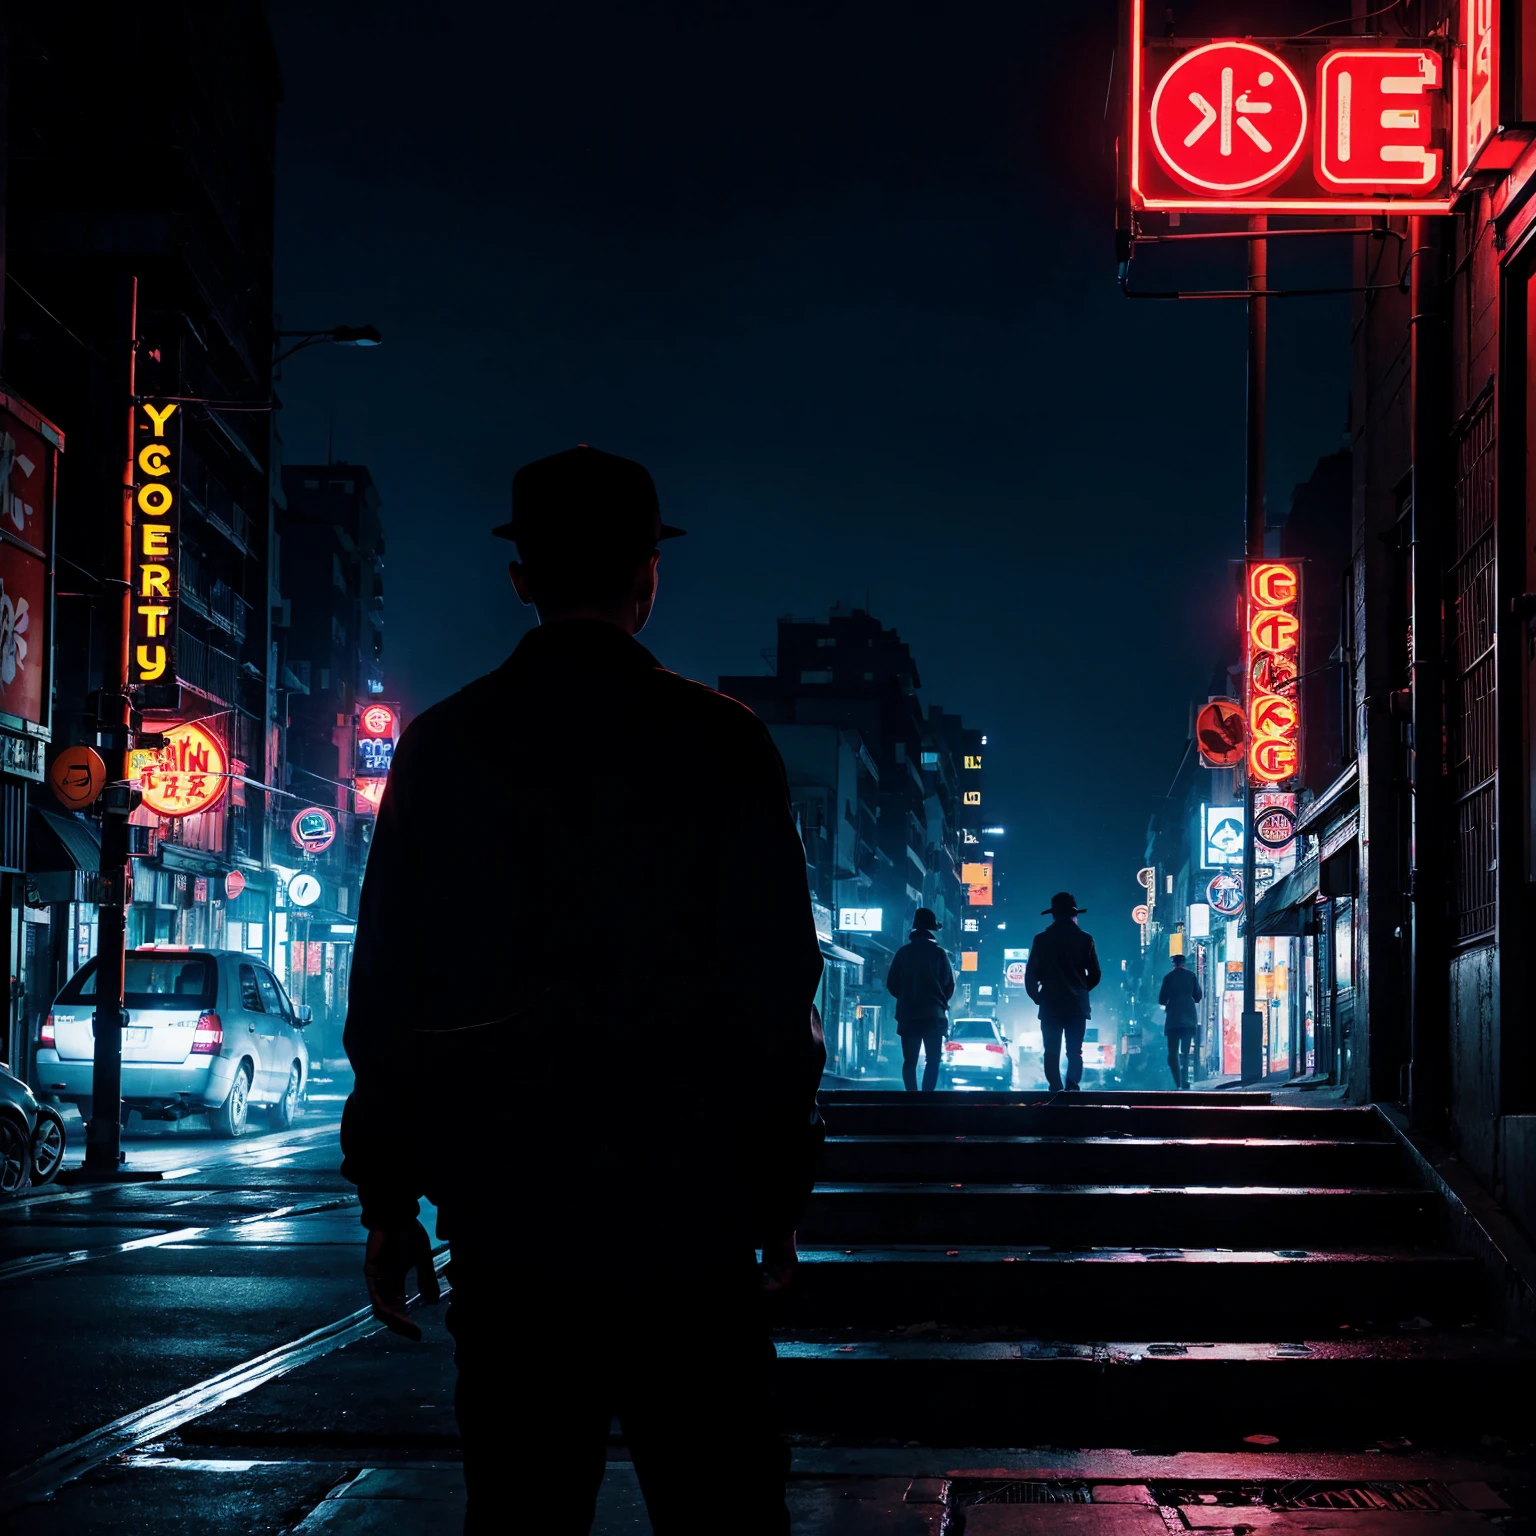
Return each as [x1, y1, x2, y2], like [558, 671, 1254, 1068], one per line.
[1158, 951, 1203, 1090]
[885, 908, 956, 1092]
[1024, 893, 1102, 1092]
[341, 445, 826, 1535]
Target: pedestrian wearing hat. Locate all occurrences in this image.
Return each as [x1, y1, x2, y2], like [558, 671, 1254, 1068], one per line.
[341, 446, 826, 1536]
[885, 907, 957, 1092]
[1024, 893, 1103, 1091]
[1158, 951, 1203, 1089]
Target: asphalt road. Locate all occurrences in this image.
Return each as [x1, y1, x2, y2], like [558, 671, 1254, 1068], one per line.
[0, 1093, 387, 1481]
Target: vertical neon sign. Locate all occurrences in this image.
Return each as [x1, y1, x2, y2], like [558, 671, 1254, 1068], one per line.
[1245, 561, 1302, 786]
[131, 400, 179, 700]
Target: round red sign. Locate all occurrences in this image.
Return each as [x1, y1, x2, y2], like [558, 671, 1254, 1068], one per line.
[1195, 699, 1245, 768]
[1132, 904, 1150, 926]
[1150, 41, 1308, 195]
[360, 704, 394, 738]
[224, 869, 246, 901]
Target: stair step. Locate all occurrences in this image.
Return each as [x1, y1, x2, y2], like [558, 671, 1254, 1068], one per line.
[780, 1247, 1478, 1334]
[820, 1104, 1390, 1141]
[799, 1185, 1437, 1247]
[818, 1136, 1411, 1187]
[771, 1331, 1535, 1440]
[823, 1090, 1273, 1106]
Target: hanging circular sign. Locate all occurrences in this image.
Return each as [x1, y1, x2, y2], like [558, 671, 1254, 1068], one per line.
[127, 722, 229, 819]
[1004, 961, 1027, 987]
[47, 745, 108, 809]
[1254, 804, 1298, 850]
[1195, 699, 1246, 768]
[1137, 866, 1157, 891]
[287, 872, 322, 908]
[1132, 904, 1150, 926]
[224, 869, 247, 901]
[1208, 871, 1245, 917]
[360, 703, 395, 738]
[291, 806, 338, 854]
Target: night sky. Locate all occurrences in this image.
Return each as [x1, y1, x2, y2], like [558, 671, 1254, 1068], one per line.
[267, 0, 1355, 976]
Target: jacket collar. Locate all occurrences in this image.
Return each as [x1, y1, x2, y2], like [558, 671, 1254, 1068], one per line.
[502, 619, 662, 676]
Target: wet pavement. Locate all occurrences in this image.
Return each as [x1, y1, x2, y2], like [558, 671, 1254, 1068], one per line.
[3, 1088, 1536, 1533]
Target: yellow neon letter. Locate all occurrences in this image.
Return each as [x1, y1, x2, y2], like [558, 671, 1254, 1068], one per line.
[143, 525, 170, 556]
[137, 483, 173, 516]
[143, 402, 178, 437]
[140, 564, 171, 598]
[136, 604, 171, 637]
[135, 645, 168, 681]
[138, 443, 172, 477]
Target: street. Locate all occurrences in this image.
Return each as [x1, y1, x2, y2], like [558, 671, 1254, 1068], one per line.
[3, 1087, 1536, 1533]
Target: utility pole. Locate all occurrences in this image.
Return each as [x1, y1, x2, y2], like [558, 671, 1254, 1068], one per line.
[78, 275, 148, 1181]
[1240, 215, 1267, 1085]
[1408, 213, 1448, 1129]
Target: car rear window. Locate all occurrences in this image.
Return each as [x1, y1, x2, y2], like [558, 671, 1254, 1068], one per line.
[58, 955, 216, 1010]
[950, 1018, 998, 1041]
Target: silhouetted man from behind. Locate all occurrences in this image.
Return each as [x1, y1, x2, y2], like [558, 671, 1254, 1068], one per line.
[341, 446, 826, 1535]
[885, 907, 956, 1092]
[1024, 892, 1102, 1092]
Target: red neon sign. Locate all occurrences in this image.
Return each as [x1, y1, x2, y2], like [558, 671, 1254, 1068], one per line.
[1316, 50, 1443, 191]
[1456, 0, 1498, 182]
[1129, 0, 1455, 214]
[1245, 560, 1302, 788]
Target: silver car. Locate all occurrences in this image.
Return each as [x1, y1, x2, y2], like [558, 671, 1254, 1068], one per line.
[940, 1015, 1016, 1089]
[37, 946, 310, 1138]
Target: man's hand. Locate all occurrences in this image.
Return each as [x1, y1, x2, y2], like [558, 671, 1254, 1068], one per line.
[364, 1220, 442, 1340]
[761, 1233, 799, 1294]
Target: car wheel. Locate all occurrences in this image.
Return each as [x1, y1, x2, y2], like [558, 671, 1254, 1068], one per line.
[30, 1107, 66, 1186]
[210, 1064, 252, 1139]
[267, 1065, 301, 1130]
[0, 1115, 31, 1198]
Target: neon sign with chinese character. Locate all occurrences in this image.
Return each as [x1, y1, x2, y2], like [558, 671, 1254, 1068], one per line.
[1129, 0, 1455, 214]
[1245, 561, 1302, 786]
[1456, 0, 1498, 183]
[130, 401, 180, 702]
[128, 721, 228, 819]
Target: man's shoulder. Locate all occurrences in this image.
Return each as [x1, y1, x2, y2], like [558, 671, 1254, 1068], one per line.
[650, 668, 772, 734]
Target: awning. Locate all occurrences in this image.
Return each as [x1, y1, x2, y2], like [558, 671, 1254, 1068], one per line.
[1246, 850, 1321, 937]
[819, 938, 865, 970]
[26, 809, 102, 906]
[1296, 762, 1358, 839]
[29, 809, 101, 873]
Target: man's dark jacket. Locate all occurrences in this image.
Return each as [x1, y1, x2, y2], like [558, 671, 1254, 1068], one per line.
[1024, 918, 1103, 1021]
[885, 932, 956, 1035]
[1158, 964, 1203, 1034]
[340, 622, 826, 1248]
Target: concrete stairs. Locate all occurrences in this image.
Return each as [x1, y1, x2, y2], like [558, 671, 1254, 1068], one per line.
[773, 1091, 1531, 1443]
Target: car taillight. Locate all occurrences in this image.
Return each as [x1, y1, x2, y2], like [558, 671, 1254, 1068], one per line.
[985, 1043, 1006, 1054]
[40, 1013, 55, 1050]
[190, 1012, 223, 1055]
[944, 1041, 964, 1052]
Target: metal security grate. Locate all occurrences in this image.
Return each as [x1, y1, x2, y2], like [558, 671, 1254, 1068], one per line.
[954, 1481, 1093, 1506]
[1153, 1483, 1457, 1512]
[1447, 396, 1498, 947]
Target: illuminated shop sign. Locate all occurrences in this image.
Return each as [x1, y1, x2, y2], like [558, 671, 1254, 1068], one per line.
[1203, 804, 1245, 869]
[130, 401, 180, 703]
[963, 755, 982, 770]
[1195, 698, 1245, 769]
[838, 907, 883, 932]
[291, 806, 338, 854]
[1208, 870, 1244, 917]
[127, 721, 227, 819]
[1457, 0, 1498, 182]
[1130, 1, 1455, 214]
[963, 791, 981, 806]
[962, 862, 993, 907]
[355, 701, 398, 816]
[1245, 561, 1302, 787]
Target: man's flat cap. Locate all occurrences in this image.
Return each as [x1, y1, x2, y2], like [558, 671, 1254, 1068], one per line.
[493, 445, 685, 548]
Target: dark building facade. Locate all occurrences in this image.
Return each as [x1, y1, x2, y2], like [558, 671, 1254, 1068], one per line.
[721, 606, 988, 1077]
[275, 464, 387, 1066]
[1, 6, 283, 1071]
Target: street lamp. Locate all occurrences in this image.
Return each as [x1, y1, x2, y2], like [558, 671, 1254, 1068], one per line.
[273, 325, 382, 366]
